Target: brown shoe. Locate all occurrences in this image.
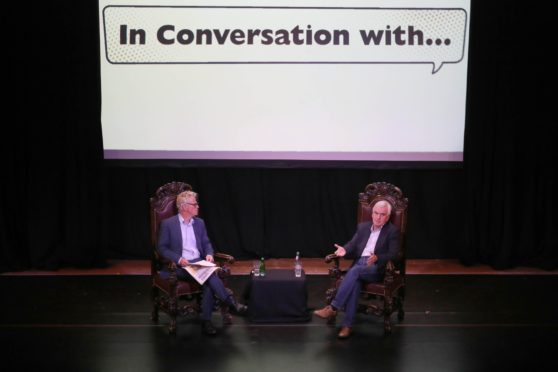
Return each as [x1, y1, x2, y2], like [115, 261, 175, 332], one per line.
[337, 326, 352, 339]
[313, 305, 337, 319]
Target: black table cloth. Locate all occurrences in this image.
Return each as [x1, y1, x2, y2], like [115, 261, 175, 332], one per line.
[247, 269, 309, 323]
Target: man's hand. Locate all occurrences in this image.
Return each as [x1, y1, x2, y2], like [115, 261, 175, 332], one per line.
[366, 254, 378, 266]
[334, 244, 346, 257]
[178, 257, 189, 267]
[205, 255, 214, 263]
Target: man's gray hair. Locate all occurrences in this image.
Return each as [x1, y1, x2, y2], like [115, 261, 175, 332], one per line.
[176, 190, 198, 209]
[373, 199, 392, 216]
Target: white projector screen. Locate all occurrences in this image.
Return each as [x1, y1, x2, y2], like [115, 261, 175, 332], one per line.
[99, 0, 470, 163]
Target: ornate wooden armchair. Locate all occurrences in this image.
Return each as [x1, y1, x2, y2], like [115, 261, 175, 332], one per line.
[324, 182, 409, 333]
[150, 181, 235, 334]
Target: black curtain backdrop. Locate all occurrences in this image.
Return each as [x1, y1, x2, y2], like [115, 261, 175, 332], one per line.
[2, 1, 556, 272]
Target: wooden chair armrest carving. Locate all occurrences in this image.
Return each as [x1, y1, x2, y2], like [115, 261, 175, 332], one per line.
[214, 252, 235, 264]
[325, 253, 340, 265]
[383, 260, 397, 284]
[325, 253, 342, 280]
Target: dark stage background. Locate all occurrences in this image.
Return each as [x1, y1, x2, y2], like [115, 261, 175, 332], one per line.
[2, 1, 556, 272]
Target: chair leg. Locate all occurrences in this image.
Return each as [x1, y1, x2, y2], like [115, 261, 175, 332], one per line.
[151, 307, 159, 322]
[397, 287, 406, 321]
[396, 296, 405, 321]
[168, 302, 177, 334]
[324, 287, 338, 324]
[384, 316, 392, 334]
[325, 287, 337, 306]
[151, 286, 159, 322]
[326, 313, 337, 325]
[168, 294, 178, 334]
[168, 318, 177, 334]
[384, 295, 394, 334]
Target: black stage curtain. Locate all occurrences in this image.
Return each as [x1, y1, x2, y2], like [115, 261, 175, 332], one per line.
[461, 2, 556, 269]
[2, 1, 556, 272]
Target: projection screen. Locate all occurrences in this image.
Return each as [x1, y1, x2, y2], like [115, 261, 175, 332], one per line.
[99, 0, 470, 164]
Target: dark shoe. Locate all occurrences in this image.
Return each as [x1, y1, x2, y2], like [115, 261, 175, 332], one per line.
[202, 320, 217, 336]
[314, 305, 337, 320]
[231, 302, 248, 315]
[337, 326, 352, 339]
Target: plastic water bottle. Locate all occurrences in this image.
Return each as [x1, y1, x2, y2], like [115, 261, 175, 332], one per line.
[259, 257, 266, 277]
[294, 251, 302, 277]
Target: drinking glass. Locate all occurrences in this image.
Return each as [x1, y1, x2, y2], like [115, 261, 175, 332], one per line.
[252, 261, 260, 276]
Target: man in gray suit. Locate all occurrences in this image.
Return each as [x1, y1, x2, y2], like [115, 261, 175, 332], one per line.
[158, 190, 247, 335]
[314, 200, 401, 339]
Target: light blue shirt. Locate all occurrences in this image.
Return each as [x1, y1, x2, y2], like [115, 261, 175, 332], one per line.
[179, 215, 199, 261]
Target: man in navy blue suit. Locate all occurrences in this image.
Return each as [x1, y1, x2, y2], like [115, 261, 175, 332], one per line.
[158, 190, 247, 335]
[314, 200, 401, 339]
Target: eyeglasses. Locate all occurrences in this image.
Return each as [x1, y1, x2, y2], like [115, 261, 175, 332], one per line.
[186, 202, 199, 207]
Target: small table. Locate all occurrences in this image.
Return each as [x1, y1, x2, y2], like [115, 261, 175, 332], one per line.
[248, 269, 309, 323]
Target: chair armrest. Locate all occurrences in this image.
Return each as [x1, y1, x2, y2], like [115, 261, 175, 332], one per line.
[153, 250, 178, 270]
[383, 259, 402, 285]
[325, 253, 340, 265]
[213, 253, 234, 279]
[325, 253, 342, 279]
[214, 252, 235, 264]
[151, 251, 180, 286]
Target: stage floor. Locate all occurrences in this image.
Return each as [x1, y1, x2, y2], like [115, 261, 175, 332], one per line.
[1, 274, 557, 372]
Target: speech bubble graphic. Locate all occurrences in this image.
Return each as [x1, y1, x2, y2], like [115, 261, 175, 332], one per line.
[103, 6, 467, 73]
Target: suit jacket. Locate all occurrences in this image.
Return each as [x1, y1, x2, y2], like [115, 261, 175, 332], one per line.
[157, 215, 214, 264]
[343, 221, 401, 270]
